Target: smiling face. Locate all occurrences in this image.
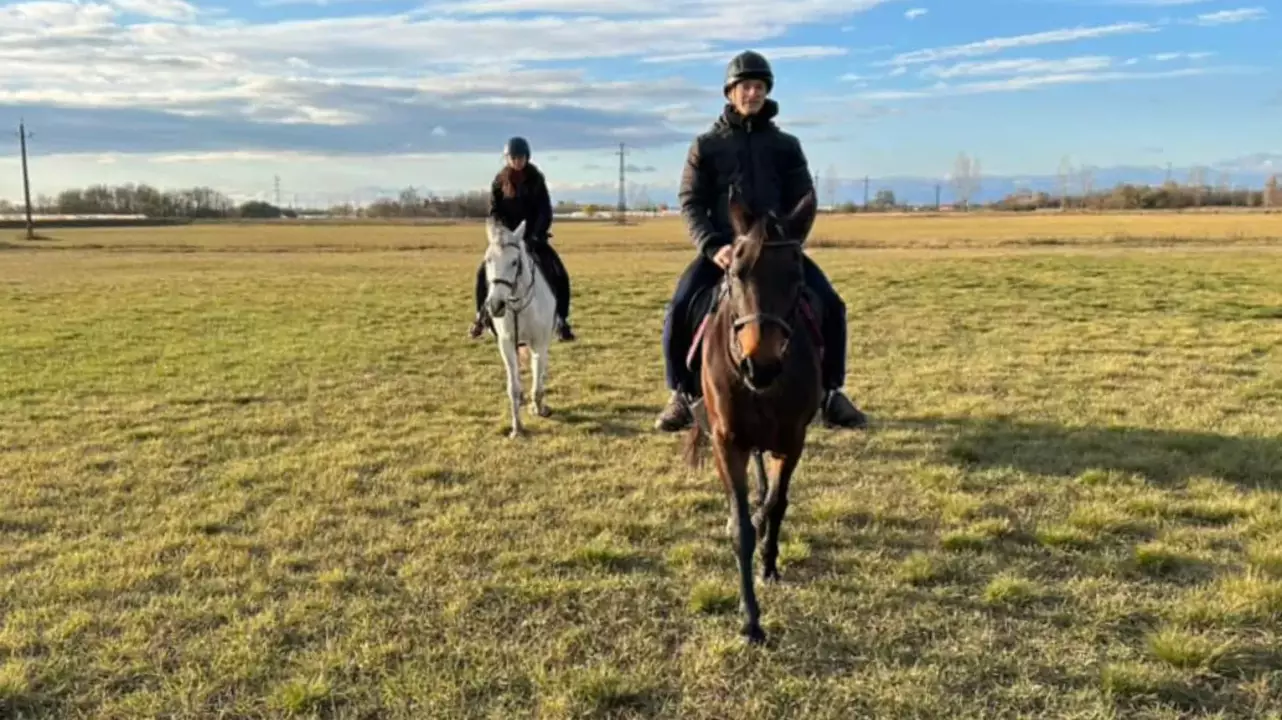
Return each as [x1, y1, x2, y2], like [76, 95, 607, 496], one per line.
[728, 78, 768, 116]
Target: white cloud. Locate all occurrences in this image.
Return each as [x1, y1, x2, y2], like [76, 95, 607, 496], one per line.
[879, 22, 1156, 66]
[904, 7, 927, 19]
[859, 66, 1215, 100]
[0, 0, 905, 160]
[645, 45, 847, 64]
[1149, 50, 1214, 61]
[921, 56, 1113, 79]
[108, 0, 198, 20]
[1190, 7, 1267, 25]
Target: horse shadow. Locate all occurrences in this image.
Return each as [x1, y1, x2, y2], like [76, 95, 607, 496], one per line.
[891, 415, 1282, 490]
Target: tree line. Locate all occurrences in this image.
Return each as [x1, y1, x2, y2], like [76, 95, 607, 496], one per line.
[2, 177, 1278, 219]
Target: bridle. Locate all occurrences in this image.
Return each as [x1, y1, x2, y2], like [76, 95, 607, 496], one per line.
[487, 238, 538, 344]
[488, 239, 535, 314]
[729, 237, 803, 340]
[722, 224, 808, 386]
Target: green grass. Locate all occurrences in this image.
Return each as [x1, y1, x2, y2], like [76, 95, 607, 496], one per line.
[2, 226, 1282, 717]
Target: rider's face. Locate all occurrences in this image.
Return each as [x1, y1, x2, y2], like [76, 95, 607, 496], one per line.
[729, 79, 768, 116]
[507, 155, 528, 170]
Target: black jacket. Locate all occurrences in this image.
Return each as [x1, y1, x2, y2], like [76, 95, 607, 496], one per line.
[678, 99, 815, 260]
[489, 163, 553, 243]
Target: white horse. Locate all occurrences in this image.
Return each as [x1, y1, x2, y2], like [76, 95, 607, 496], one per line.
[482, 216, 558, 438]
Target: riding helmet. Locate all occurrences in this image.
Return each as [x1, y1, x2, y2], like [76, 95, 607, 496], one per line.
[723, 50, 774, 96]
[504, 136, 531, 159]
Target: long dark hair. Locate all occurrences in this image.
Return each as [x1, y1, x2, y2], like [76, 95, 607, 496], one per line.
[497, 162, 541, 198]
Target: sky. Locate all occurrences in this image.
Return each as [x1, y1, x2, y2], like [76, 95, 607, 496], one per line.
[0, 0, 1277, 206]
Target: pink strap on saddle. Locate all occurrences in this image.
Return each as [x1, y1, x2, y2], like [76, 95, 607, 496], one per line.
[798, 296, 824, 360]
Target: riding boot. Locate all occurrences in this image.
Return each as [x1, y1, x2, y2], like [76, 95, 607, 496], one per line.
[821, 389, 869, 429]
[654, 391, 693, 432]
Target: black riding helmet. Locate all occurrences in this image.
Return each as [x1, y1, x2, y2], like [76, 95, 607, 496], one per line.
[723, 50, 774, 96]
[504, 136, 531, 159]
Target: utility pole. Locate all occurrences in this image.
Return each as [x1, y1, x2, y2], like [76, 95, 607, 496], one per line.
[615, 142, 627, 225]
[862, 175, 869, 209]
[17, 120, 34, 239]
[934, 182, 941, 210]
[274, 175, 281, 206]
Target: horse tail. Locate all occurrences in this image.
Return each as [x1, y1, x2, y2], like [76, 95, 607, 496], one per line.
[682, 423, 706, 469]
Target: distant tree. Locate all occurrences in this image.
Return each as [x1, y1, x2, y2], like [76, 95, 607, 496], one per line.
[239, 200, 282, 218]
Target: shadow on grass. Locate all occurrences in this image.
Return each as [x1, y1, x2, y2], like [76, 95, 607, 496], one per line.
[895, 416, 1282, 490]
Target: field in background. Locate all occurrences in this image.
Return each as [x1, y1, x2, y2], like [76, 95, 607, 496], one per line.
[2, 215, 1281, 717]
[4, 210, 1282, 253]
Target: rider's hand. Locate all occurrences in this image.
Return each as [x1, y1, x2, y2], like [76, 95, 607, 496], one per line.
[713, 245, 733, 268]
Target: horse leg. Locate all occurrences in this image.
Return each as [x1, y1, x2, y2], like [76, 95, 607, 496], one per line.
[755, 450, 802, 583]
[713, 436, 765, 645]
[530, 339, 551, 417]
[497, 332, 524, 438]
[753, 451, 768, 508]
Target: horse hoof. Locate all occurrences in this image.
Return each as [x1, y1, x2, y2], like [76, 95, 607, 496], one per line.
[763, 568, 781, 583]
[536, 405, 551, 417]
[742, 623, 767, 646]
[509, 429, 523, 439]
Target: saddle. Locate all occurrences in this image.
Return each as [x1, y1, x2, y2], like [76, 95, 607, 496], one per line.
[685, 280, 824, 375]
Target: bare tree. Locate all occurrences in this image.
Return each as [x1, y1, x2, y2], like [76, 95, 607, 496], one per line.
[1188, 166, 1207, 206]
[950, 153, 983, 210]
[1057, 156, 1074, 211]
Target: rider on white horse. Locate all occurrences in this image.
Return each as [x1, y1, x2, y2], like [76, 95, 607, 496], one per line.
[469, 136, 576, 343]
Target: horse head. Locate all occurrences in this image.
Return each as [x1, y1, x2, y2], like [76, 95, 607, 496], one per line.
[483, 217, 528, 318]
[724, 186, 817, 390]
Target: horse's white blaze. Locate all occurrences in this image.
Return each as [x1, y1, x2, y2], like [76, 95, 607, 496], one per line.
[482, 216, 557, 437]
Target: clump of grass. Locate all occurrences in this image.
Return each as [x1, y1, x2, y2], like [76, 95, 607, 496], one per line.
[1068, 503, 1152, 537]
[269, 675, 332, 714]
[982, 574, 1043, 606]
[1100, 662, 1207, 709]
[688, 581, 738, 615]
[1246, 543, 1282, 578]
[560, 666, 662, 716]
[942, 517, 1014, 551]
[1036, 523, 1096, 549]
[1144, 627, 1228, 669]
[1133, 542, 1206, 578]
[896, 552, 955, 586]
[561, 533, 641, 573]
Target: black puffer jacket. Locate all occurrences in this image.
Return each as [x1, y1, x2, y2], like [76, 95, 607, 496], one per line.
[678, 99, 816, 260]
[489, 162, 553, 243]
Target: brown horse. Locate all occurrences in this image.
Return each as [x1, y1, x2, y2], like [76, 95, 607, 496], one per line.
[683, 187, 824, 645]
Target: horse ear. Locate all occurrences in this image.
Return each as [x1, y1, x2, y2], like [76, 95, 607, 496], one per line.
[727, 185, 751, 239]
[512, 220, 527, 239]
[783, 189, 817, 240]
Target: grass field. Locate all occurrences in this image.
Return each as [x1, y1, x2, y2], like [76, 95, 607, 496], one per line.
[2, 214, 1282, 718]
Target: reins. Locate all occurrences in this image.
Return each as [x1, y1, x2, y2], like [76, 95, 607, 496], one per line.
[489, 239, 539, 343]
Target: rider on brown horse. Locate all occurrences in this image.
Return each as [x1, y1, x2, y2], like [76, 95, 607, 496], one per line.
[654, 50, 868, 432]
[468, 136, 575, 342]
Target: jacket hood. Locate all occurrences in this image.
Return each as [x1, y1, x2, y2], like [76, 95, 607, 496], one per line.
[714, 99, 779, 130]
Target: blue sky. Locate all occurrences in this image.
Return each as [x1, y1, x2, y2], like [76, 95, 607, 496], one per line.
[0, 0, 1277, 205]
